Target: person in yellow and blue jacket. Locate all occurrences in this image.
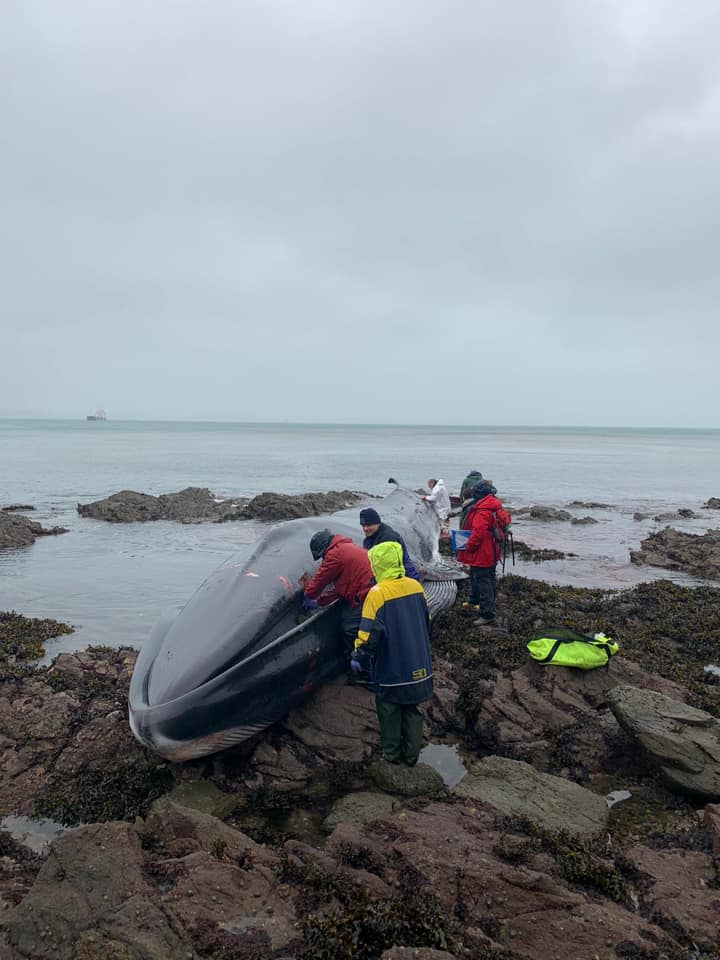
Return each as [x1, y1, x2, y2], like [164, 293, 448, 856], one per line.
[351, 541, 433, 766]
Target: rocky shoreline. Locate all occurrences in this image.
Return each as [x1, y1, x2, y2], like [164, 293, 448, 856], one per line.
[2, 574, 720, 959]
[75, 487, 367, 524]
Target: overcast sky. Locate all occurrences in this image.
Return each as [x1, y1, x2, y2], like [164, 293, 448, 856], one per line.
[1, 0, 718, 426]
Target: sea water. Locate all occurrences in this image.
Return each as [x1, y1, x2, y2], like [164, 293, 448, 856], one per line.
[1, 419, 718, 655]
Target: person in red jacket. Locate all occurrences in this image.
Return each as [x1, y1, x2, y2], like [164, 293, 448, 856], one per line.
[302, 529, 373, 650]
[456, 481, 511, 625]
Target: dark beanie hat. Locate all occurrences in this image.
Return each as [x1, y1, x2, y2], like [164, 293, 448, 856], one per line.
[309, 529, 333, 560]
[359, 507, 381, 525]
[471, 481, 494, 500]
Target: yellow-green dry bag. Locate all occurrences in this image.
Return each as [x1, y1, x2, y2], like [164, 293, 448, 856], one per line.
[527, 627, 619, 670]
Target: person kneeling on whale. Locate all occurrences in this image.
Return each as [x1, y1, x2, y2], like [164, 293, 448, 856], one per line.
[359, 506, 419, 580]
[302, 529, 373, 653]
[350, 541, 433, 767]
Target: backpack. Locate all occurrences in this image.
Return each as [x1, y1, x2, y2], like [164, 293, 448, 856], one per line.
[490, 511, 507, 544]
[527, 627, 619, 670]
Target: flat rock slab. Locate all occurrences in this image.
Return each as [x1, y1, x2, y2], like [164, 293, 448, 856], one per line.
[606, 684, 720, 798]
[452, 755, 609, 836]
[324, 790, 399, 831]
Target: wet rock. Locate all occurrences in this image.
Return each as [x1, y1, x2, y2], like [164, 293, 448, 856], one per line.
[78, 490, 165, 522]
[324, 790, 399, 831]
[653, 508, 698, 521]
[473, 657, 687, 778]
[242, 679, 378, 792]
[0, 648, 171, 823]
[633, 511, 651, 520]
[607, 685, 720, 798]
[3, 821, 190, 959]
[0, 612, 74, 681]
[381, 950, 458, 960]
[77, 487, 248, 523]
[1, 505, 34, 512]
[242, 489, 364, 521]
[630, 526, 720, 579]
[327, 801, 679, 959]
[511, 539, 569, 561]
[368, 758, 445, 797]
[570, 515, 598, 525]
[566, 501, 612, 509]
[513, 506, 573, 521]
[453, 755, 609, 835]
[167, 780, 238, 820]
[0, 511, 68, 549]
[704, 497, 720, 509]
[703, 802, 720, 855]
[623, 844, 720, 949]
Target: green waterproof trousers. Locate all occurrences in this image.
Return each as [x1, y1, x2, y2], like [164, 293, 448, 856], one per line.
[375, 699, 424, 766]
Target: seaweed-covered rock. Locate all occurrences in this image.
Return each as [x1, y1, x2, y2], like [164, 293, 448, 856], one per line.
[606, 685, 720, 799]
[0, 512, 68, 549]
[324, 790, 399, 831]
[653, 508, 698, 521]
[368, 759, 444, 797]
[242, 489, 364, 521]
[566, 501, 612, 509]
[77, 487, 248, 523]
[511, 539, 569, 561]
[512, 506, 572, 522]
[0, 648, 171, 822]
[473, 656, 688, 778]
[704, 497, 720, 509]
[630, 526, 720, 579]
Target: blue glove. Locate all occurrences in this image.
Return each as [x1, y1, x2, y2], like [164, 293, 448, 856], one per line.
[350, 658, 363, 674]
[302, 597, 319, 612]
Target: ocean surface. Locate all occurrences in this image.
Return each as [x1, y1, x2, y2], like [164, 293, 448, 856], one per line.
[2, 419, 719, 659]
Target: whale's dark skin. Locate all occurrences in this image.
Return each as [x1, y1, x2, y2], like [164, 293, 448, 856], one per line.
[128, 488, 463, 761]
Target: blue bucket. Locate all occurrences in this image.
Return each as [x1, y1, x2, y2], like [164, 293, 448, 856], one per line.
[450, 529, 470, 552]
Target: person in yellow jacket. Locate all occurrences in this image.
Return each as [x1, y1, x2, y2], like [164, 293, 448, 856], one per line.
[351, 541, 433, 766]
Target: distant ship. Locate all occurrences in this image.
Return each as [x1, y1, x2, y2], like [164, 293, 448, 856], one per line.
[86, 409, 108, 421]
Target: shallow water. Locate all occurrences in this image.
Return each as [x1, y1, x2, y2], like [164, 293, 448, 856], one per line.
[2, 419, 718, 654]
[0, 815, 66, 854]
[420, 743, 468, 788]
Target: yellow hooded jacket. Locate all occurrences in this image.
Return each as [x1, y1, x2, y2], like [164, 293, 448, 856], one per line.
[353, 542, 433, 704]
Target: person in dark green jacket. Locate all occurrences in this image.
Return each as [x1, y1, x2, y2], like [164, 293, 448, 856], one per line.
[351, 541, 433, 766]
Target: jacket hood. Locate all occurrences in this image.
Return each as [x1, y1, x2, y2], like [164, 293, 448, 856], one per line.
[474, 493, 503, 511]
[368, 541, 404, 582]
[327, 535, 353, 549]
[435, 479, 446, 487]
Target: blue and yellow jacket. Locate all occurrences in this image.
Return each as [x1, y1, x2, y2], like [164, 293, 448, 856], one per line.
[353, 542, 433, 704]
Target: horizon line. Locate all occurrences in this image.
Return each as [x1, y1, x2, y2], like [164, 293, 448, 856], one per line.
[0, 415, 718, 432]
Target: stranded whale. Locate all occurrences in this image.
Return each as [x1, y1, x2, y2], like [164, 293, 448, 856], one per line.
[129, 487, 463, 761]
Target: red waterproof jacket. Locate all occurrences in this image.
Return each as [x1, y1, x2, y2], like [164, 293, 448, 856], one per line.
[457, 494, 511, 568]
[304, 535, 373, 608]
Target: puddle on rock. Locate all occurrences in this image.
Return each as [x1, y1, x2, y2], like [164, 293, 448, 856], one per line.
[419, 743, 468, 788]
[232, 806, 328, 846]
[1, 815, 66, 854]
[606, 789, 632, 809]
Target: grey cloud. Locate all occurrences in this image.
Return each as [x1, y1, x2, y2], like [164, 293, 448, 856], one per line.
[1, 0, 719, 424]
